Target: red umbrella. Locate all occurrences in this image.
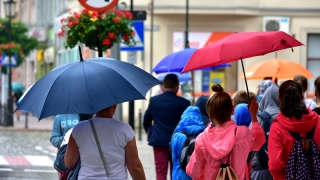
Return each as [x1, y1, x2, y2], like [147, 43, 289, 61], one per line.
[182, 31, 304, 101]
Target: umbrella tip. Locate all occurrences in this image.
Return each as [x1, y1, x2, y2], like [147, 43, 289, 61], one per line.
[78, 46, 84, 62]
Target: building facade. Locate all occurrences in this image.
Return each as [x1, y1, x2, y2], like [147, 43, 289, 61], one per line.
[61, 0, 320, 124]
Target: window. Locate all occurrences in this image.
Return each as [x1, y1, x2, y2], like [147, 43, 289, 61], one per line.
[307, 34, 320, 95]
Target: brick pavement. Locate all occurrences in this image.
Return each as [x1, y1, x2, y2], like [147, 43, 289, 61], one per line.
[0, 112, 170, 180]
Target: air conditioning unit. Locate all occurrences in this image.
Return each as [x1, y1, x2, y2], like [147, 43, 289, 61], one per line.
[263, 17, 290, 34]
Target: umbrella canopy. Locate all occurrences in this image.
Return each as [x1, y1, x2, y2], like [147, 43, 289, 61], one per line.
[152, 48, 231, 74]
[238, 58, 314, 80]
[157, 72, 191, 83]
[16, 57, 161, 120]
[182, 31, 303, 72]
[5, 82, 25, 93]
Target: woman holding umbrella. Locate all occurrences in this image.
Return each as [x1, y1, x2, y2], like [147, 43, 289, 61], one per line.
[64, 104, 146, 180]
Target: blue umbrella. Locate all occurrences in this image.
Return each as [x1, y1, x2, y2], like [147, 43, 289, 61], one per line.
[157, 73, 191, 83]
[152, 48, 231, 74]
[16, 57, 161, 120]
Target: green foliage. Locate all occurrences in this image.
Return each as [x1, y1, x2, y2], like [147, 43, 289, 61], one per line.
[0, 19, 38, 67]
[59, 9, 135, 51]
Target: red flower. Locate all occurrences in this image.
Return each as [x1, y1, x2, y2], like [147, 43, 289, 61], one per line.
[113, 17, 120, 23]
[102, 39, 111, 46]
[108, 32, 117, 39]
[125, 11, 133, 19]
[130, 30, 135, 36]
[67, 8, 71, 12]
[73, 19, 79, 25]
[116, 10, 122, 16]
[82, 9, 89, 14]
[91, 11, 99, 18]
[122, 34, 130, 41]
[73, 12, 81, 19]
[60, 18, 66, 23]
[58, 31, 64, 37]
[68, 22, 74, 27]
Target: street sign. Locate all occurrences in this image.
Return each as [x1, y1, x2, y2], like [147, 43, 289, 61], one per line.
[78, 0, 119, 12]
[121, 21, 144, 51]
[127, 51, 137, 64]
[132, 11, 147, 21]
[1, 54, 17, 67]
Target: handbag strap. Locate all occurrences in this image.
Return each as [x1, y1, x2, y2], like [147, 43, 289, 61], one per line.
[89, 119, 109, 177]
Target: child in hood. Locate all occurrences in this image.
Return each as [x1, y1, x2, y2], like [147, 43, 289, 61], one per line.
[186, 84, 265, 180]
[171, 106, 205, 180]
[232, 103, 252, 127]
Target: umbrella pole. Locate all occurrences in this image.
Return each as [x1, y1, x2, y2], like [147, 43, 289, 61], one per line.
[240, 58, 251, 103]
[191, 71, 195, 105]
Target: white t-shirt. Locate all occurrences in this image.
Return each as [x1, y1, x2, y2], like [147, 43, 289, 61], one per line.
[304, 99, 317, 110]
[72, 117, 135, 180]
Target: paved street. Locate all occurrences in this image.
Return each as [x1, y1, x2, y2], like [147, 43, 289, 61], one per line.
[0, 115, 169, 180]
[0, 131, 58, 180]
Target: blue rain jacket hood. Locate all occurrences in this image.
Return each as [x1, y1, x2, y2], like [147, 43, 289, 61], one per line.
[170, 106, 205, 180]
[233, 103, 252, 127]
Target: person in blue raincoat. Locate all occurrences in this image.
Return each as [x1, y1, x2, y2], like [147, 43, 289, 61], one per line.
[170, 106, 205, 180]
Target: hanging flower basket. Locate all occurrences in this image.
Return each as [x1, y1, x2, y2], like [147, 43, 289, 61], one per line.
[0, 43, 22, 56]
[59, 8, 135, 51]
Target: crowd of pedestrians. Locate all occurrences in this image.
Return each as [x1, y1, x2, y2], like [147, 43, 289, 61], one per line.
[144, 73, 320, 180]
[50, 73, 320, 180]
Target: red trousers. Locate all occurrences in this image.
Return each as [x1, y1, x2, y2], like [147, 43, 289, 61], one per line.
[153, 146, 173, 180]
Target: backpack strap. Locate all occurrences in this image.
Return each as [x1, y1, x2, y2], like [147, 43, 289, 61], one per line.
[289, 125, 317, 141]
[256, 111, 271, 120]
[220, 127, 237, 165]
[180, 130, 189, 136]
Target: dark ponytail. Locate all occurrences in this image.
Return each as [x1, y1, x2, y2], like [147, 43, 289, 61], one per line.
[279, 80, 308, 120]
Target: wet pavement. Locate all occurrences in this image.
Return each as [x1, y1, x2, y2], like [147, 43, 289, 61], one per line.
[0, 131, 57, 180]
[0, 131, 54, 156]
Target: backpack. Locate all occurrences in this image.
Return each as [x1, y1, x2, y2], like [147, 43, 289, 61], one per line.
[179, 131, 197, 171]
[252, 111, 276, 170]
[285, 126, 320, 180]
[216, 127, 239, 180]
[54, 144, 81, 180]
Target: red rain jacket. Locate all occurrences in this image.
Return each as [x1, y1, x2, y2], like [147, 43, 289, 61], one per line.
[268, 109, 320, 180]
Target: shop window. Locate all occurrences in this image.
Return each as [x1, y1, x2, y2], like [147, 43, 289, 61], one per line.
[307, 34, 320, 95]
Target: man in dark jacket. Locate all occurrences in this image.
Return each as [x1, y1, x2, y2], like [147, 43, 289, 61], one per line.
[144, 74, 190, 180]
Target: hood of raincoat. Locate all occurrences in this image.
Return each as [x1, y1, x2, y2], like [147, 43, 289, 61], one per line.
[233, 103, 251, 127]
[171, 106, 205, 180]
[176, 106, 205, 135]
[258, 85, 280, 116]
[259, 80, 276, 97]
[277, 108, 319, 133]
[202, 120, 237, 160]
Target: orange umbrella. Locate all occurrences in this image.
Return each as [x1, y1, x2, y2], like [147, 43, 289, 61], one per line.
[238, 58, 314, 80]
